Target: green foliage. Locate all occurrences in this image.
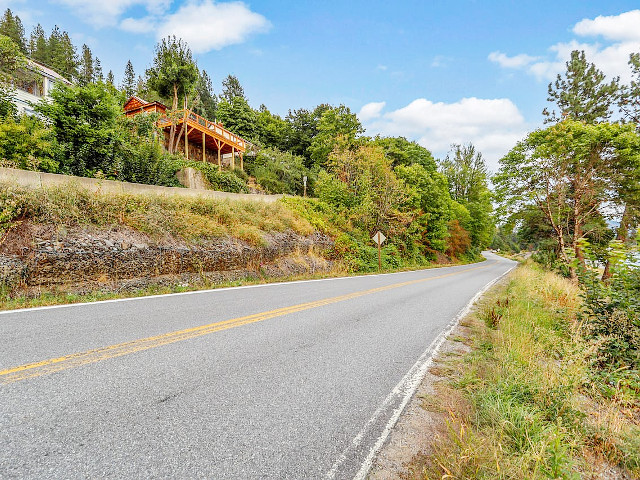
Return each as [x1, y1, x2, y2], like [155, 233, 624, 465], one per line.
[0, 34, 27, 82]
[495, 119, 640, 276]
[78, 44, 94, 86]
[441, 143, 494, 249]
[245, 147, 309, 195]
[255, 105, 290, 151]
[318, 141, 405, 232]
[0, 84, 16, 118]
[543, 50, 619, 124]
[620, 53, 640, 124]
[121, 60, 136, 97]
[115, 136, 180, 187]
[0, 9, 26, 53]
[45, 26, 78, 81]
[0, 115, 56, 171]
[284, 104, 330, 165]
[216, 96, 257, 140]
[577, 239, 640, 399]
[176, 160, 249, 193]
[192, 70, 217, 120]
[145, 36, 199, 110]
[35, 82, 124, 176]
[396, 163, 450, 253]
[307, 105, 364, 167]
[220, 74, 245, 102]
[374, 136, 437, 170]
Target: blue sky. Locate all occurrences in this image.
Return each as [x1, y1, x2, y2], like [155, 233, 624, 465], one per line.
[6, 0, 640, 169]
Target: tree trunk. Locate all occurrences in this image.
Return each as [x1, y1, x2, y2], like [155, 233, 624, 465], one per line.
[168, 83, 178, 154]
[172, 95, 190, 155]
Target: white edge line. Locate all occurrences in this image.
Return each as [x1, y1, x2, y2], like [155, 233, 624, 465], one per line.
[0, 257, 491, 316]
[325, 263, 517, 480]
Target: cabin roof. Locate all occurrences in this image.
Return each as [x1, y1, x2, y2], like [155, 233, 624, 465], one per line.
[28, 60, 72, 85]
[123, 96, 168, 112]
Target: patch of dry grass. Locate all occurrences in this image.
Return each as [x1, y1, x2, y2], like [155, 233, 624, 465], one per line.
[0, 182, 314, 244]
[410, 262, 639, 479]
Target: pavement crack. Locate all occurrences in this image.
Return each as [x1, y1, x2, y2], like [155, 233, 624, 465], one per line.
[158, 392, 181, 404]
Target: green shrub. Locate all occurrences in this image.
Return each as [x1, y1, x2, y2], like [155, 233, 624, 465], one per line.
[577, 239, 640, 399]
[0, 115, 57, 172]
[177, 160, 249, 193]
[244, 147, 309, 195]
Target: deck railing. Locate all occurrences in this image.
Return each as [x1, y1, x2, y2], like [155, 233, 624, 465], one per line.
[157, 109, 247, 151]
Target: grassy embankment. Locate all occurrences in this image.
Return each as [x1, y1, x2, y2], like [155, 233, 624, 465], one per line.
[0, 183, 476, 310]
[411, 262, 639, 479]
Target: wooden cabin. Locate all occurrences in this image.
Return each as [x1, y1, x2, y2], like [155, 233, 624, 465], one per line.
[123, 96, 248, 170]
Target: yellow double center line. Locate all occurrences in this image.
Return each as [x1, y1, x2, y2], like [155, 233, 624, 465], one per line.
[0, 263, 493, 385]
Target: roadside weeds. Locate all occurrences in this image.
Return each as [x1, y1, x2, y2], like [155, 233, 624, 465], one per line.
[369, 262, 639, 480]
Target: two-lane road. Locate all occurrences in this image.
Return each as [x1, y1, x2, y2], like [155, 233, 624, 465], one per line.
[0, 252, 515, 479]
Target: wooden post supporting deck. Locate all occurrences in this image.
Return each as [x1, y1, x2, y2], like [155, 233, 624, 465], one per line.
[232, 146, 236, 169]
[202, 132, 205, 162]
[240, 152, 243, 171]
[185, 127, 189, 160]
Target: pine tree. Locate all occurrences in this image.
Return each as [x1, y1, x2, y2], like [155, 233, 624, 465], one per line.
[135, 75, 146, 96]
[79, 44, 93, 85]
[221, 74, 245, 102]
[46, 27, 78, 80]
[620, 53, 640, 124]
[121, 60, 136, 96]
[59, 31, 78, 80]
[543, 50, 619, 124]
[193, 69, 217, 120]
[0, 9, 27, 53]
[106, 70, 115, 85]
[93, 57, 103, 82]
[28, 24, 48, 64]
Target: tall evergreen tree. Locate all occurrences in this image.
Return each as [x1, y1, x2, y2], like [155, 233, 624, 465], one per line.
[543, 50, 619, 124]
[192, 69, 217, 120]
[106, 70, 115, 86]
[0, 9, 26, 53]
[79, 44, 94, 85]
[121, 60, 136, 96]
[28, 24, 47, 63]
[620, 52, 640, 125]
[47, 26, 78, 80]
[221, 74, 245, 101]
[93, 57, 103, 82]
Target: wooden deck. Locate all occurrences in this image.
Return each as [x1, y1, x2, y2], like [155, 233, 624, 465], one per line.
[157, 109, 248, 165]
[124, 97, 250, 170]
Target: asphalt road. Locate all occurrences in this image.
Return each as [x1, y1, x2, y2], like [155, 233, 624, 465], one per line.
[0, 252, 515, 479]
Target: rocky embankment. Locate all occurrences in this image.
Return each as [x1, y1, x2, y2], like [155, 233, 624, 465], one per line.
[0, 221, 335, 295]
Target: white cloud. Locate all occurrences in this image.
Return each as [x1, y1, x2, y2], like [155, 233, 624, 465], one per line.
[52, 0, 270, 53]
[488, 51, 539, 69]
[54, 0, 170, 27]
[490, 10, 640, 82]
[358, 101, 386, 122]
[120, 16, 156, 33]
[376, 64, 388, 71]
[156, 1, 271, 53]
[362, 97, 528, 171]
[573, 10, 640, 42]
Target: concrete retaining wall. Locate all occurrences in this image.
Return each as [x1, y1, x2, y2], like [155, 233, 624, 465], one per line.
[0, 167, 283, 203]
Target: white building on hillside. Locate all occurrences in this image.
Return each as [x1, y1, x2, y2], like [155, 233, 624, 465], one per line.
[13, 60, 71, 115]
